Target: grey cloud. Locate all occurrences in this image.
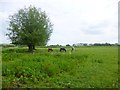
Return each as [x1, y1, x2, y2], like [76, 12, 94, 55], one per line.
[0, 0, 118, 45]
[81, 24, 104, 35]
[81, 20, 117, 35]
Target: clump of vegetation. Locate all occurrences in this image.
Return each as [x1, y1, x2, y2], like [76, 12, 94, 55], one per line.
[2, 46, 118, 88]
[0, 44, 15, 48]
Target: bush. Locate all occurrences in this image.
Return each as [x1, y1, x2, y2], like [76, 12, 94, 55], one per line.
[1, 44, 15, 48]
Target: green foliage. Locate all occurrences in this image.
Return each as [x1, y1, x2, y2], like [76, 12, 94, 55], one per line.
[2, 46, 118, 88]
[6, 6, 53, 47]
[0, 44, 15, 48]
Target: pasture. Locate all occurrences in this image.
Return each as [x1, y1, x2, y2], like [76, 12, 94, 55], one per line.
[2, 46, 118, 88]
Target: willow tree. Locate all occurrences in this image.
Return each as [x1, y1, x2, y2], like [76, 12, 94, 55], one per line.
[7, 6, 53, 51]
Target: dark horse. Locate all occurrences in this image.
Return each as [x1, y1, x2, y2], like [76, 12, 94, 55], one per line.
[48, 48, 53, 52]
[60, 48, 66, 52]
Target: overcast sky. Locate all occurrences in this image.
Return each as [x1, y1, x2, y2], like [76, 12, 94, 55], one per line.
[0, 0, 118, 45]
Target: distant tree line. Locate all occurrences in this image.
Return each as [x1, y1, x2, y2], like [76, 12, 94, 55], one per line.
[1, 42, 119, 48]
[48, 43, 120, 47]
[72, 43, 120, 46]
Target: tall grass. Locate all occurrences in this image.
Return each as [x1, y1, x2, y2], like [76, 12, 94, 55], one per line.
[2, 46, 118, 88]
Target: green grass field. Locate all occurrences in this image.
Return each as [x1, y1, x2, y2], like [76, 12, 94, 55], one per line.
[2, 46, 118, 88]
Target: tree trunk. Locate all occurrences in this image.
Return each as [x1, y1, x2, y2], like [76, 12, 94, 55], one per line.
[28, 44, 36, 52]
[33, 45, 35, 50]
[28, 45, 33, 52]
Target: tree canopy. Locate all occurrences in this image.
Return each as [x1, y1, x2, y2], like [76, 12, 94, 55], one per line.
[7, 6, 53, 51]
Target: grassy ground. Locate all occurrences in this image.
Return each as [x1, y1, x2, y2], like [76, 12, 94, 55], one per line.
[2, 46, 118, 88]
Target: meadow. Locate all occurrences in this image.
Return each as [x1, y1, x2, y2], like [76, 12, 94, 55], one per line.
[2, 46, 118, 88]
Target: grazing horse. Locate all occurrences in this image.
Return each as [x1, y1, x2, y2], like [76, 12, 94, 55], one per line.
[48, 48, 53, 52]
[60, 48, 66, 52]
[71, 47, 74, 52]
